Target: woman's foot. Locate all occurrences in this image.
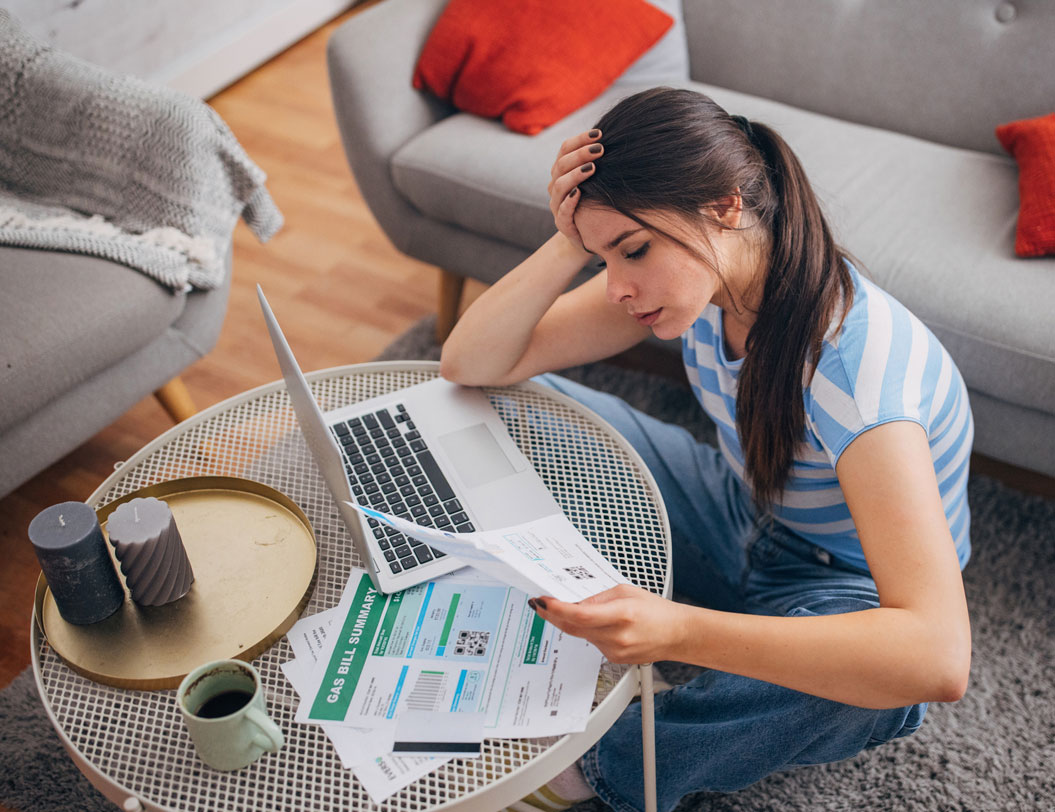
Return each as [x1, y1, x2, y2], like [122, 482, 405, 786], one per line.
[505, 761, 595, 811]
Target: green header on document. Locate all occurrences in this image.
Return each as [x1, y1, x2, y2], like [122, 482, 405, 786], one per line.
[523, 612, 547, 665]
[310, 574, 386, 722]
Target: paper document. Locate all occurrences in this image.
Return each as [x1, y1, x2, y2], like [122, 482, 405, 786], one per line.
[297, 568, 602, 737]
[282, 653, 448, 802]
[346, 503, 628, 602]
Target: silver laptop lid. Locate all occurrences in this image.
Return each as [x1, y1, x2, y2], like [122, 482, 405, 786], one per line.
[256, 286, 376, 576]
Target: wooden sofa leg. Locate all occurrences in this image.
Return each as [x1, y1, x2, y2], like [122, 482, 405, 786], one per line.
[436, 269, 466, 343]
[154, 376, 197, 423]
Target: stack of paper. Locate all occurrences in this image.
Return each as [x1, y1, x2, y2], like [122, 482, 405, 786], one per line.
[282, 509, 629, 803]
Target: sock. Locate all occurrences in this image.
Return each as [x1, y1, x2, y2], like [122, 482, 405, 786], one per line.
[504, 761, 596, 812]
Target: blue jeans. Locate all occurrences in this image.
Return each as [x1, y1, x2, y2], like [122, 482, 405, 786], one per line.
[536, 375, 926, 812]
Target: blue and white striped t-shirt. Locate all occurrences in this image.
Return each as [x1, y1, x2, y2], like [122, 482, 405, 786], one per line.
[682, 263, 973, 572]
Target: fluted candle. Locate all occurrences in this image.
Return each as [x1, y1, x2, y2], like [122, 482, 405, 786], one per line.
[107, 497, 195, 606]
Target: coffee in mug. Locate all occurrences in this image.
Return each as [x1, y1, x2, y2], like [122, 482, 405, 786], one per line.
[177, 659, 283, 771]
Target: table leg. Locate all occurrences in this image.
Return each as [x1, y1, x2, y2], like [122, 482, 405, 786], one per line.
[639, 663, 658, 812]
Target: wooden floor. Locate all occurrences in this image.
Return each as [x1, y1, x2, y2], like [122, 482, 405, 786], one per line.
[2, 10, 1054, 807]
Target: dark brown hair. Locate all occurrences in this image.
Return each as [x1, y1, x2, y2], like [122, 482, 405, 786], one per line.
[578, 88, 853, 506]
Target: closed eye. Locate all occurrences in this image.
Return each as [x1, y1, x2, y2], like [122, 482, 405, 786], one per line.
[595, 242, 650, 270]
[626, 242, 650, 261]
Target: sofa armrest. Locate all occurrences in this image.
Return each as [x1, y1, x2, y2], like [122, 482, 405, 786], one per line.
[327, 0, 453, 250]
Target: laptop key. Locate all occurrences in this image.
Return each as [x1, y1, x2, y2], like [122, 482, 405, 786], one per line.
[414, 546, 434, 564]
[376, 409, 396, 430]
[436, 516, 454, 529]
[395, 474, 410, 487]
[456, 522, 475, 533]
[378, 537, 392, 550]
[424, 494, 438, 506]
[363, 414, 379, 430]
[416, 451, 456, 502]
[381, 482, 397, 494]
[450, 511, 469, 525]
[334, 423, 350, 436]
[406, 430, 421, 441]
[428, 504, 445, 517]
[407, 464, 423, 477]
[393, 544, 411, 559]
[399, 555, 418, 570]
[405, 494, 421, 507]
[383, 549, 397, 561]
[352, 425, 368, 437]
[388, 500, 406, 515]
[389, 560, 402, 574]
[444, 499, 463, 513]
[383, 525, 400, 536]
[411, 505, 427, 517]
[397, 445, 413, 458]
[410, 439, 427, 453]
[409, 538, 424, 548]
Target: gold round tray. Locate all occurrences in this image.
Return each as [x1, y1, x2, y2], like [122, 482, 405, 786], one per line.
[35, 476, 317, 690]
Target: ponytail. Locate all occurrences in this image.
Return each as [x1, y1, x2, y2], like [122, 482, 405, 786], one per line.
[736, 121, 852, 506]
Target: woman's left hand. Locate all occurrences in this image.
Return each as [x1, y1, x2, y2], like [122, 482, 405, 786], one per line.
[529, 584, 686, 664]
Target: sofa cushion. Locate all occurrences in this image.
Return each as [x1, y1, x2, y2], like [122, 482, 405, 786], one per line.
[391, 81, 1055, 413]
[996, 112, 1055, 258]
[411, 0, 673, 135]
[0, 247, 186, 432]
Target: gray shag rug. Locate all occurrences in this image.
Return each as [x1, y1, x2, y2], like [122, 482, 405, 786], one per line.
[3, 316, 1053, 812]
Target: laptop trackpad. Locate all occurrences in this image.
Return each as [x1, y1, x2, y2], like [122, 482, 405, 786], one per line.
[438, 423, 518, 489]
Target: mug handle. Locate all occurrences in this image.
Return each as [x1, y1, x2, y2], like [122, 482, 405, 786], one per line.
[246, 706, 284, 753]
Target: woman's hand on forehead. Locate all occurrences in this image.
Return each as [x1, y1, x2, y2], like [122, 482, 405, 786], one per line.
[548, 129, 604, 251]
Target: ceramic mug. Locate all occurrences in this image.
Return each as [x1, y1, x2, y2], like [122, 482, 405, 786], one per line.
[177, 659, 284, 771]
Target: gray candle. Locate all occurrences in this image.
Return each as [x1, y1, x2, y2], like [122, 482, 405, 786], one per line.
[107, 497, 195, 606]
[28, 501, 125, 625]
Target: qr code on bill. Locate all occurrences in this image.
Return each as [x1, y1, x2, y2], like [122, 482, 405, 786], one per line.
[454, 630, 490, 656]
[564, 565, 595, 580]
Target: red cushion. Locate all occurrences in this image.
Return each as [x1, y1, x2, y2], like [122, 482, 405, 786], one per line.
[996, 113, 1055, 258]
[413, 0, 673, 136]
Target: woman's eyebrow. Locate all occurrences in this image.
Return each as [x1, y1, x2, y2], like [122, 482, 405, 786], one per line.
[583, 228, 646, 255]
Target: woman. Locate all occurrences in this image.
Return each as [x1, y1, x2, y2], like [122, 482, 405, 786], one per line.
[441, 88, 973, 812]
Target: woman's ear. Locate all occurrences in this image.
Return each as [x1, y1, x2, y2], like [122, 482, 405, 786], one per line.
[704, 189, 743, 229]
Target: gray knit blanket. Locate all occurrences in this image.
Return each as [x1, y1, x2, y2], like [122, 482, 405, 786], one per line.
[0, 10, 282, 291]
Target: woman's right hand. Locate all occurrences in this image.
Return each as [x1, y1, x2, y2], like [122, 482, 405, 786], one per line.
[547, 129, 603, 250]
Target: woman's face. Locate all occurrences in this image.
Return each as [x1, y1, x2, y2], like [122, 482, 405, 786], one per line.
[574, 204, 735, 341]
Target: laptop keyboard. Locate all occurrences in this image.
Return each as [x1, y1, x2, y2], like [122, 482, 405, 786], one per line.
[331, 403, 475, 575]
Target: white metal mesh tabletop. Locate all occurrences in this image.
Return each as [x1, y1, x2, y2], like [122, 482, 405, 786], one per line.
[32, 362, 671, 812]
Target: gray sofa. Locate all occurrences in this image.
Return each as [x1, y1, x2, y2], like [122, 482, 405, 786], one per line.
[327, 0, 1055, 477]
[0, 250, 230, 498]
[0, 8, 279, 499]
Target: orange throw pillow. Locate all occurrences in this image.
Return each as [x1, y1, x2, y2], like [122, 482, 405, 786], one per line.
[996, 113, 1055, 258]
[413, 0, 673, 136]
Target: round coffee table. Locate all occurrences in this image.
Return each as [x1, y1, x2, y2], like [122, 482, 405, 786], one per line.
[32, 361, 671, 812]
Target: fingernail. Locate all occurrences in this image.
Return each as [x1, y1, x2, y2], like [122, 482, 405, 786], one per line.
[528, 599, 537, 610]
[588, 144, 602, 154]
[588, 129, 600, 138]
[568, 187, 578, 196]
[536, 598, 548, 611]
[581, 163, 594, 173]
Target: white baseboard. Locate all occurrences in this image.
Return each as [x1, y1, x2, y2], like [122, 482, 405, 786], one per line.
[155, 0, 358, 100]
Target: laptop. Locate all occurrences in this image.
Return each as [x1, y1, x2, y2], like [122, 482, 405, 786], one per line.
[257, 286, 562, 593]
